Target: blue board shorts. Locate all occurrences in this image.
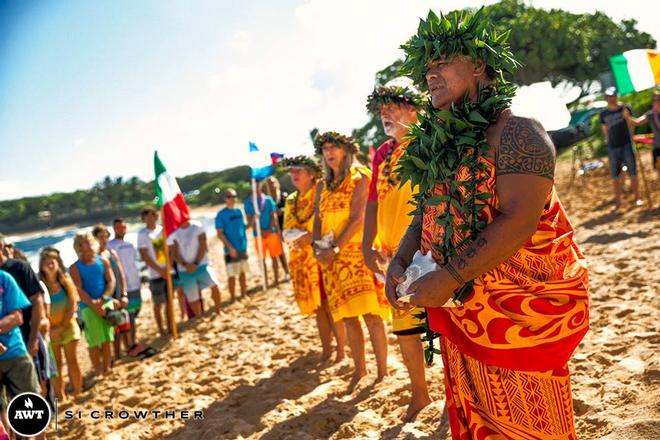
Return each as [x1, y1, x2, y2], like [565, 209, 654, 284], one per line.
[608, 144, 637, 178]
[177, 264, 219, 302]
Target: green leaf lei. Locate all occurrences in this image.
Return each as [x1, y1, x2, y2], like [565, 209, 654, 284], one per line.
[395, 7, 520, 366]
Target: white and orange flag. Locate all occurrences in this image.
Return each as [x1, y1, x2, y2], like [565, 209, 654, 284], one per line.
[154, 151, 190, 235]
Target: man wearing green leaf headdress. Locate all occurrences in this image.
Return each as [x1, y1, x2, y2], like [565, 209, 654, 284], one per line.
[386, 8, 589, 438]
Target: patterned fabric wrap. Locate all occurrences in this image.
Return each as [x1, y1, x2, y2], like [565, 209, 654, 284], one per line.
[441, 337, 578, 439]
[420, 153, 589, 372]
[319, 165, 391, 322]
[375, 139, 425, 333]
[283, 186, 322, 315]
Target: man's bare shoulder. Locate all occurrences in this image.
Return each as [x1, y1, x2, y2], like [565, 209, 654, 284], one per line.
[495, 114, 556, 181]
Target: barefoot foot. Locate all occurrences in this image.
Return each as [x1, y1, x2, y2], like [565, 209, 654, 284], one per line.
[403, 394, 432, 423]
[347, 370, 367, 393]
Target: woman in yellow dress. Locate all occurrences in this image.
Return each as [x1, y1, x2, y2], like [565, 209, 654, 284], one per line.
[312, 132, 391, 390]
[281, 155, 345, 361]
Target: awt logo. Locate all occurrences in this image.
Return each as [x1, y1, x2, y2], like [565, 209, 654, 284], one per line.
[7, 393, 51, 436]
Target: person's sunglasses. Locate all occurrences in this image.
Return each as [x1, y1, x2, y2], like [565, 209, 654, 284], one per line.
[225, 195, 237, 199]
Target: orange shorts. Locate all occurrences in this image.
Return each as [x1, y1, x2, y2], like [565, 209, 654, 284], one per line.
[255, 232, 284, 258]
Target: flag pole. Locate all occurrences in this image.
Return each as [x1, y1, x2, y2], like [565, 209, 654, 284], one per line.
[251, 178, 268, 291]
[161, 208, 178, 340]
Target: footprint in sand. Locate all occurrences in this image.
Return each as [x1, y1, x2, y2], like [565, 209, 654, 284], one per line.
[615, 308, 635, 318]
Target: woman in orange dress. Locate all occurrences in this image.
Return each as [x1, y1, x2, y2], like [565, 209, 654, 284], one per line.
[312, 132, 391, 390]
[281, 155, 345, 361]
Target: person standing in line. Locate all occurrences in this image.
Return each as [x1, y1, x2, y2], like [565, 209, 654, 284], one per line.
[262, 176, 290, 281]
[108, 218, 144, 355]
[169, 220, 222, 317]
[312, 132, 390, 391]
[39, 247, 82, 399]
[281, 156, 346, 362]
[69, 232, 115, 378]
[93, 224, 133, 359]
[0, 271, 42, 433]
[215, 189, 249, 301]
[137, 207, 172, 336]
[244, 186, 285, 287]
[0, 234, 53, 409]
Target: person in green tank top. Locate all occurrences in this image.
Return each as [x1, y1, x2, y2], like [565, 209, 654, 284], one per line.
[39, 247, 82, 400]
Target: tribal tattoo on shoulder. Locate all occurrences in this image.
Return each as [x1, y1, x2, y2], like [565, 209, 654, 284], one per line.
[497, 116, 556, 180]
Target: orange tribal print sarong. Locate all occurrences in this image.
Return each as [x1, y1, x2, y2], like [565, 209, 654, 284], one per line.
[419, 151, 588, 438]
[283, 186, 321, 315]
[319, 165, 391, 322]
[440, 337, 577, 439]
[420, 153, 589, 372]
[375, 139, 425, 334]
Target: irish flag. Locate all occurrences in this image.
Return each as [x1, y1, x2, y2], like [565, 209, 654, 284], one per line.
[610, 49, 660, 96]
[154, 151, 190, 235]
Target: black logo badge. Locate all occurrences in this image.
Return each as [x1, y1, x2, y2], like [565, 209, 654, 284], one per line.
[7, 392, 51, 436]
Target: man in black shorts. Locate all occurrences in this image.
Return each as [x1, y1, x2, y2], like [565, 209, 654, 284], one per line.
[600, 87, 642, 209]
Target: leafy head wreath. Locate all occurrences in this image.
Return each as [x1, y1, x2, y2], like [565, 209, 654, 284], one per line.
[279, 155, 322, 178]
[366, 77, 426, 114]
[313, 131, 360, 155]
[400, 7, 520, 90]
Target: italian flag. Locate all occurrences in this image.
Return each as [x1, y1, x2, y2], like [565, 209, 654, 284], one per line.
[154, 151, 190, 235]
[610, 49, 660, 96]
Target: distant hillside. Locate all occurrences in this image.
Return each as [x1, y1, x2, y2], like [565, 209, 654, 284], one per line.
[0, 165, 257, 234]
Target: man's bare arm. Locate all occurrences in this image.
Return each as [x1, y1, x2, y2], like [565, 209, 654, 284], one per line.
[447, 117, 554, 283]
[361, 201, 378, 253]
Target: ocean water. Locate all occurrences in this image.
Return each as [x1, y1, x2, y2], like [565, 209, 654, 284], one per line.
[9, 215, 218, 273]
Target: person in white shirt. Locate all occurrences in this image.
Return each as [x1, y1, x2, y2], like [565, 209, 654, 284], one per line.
[108, 218, 143, 351]
[169, 220, 222, 317]
[137, 207, 172, 336]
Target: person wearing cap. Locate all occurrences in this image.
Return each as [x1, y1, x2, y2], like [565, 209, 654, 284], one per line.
[630, 89, 660, 178]
[387, 8, 588, 437]
[361, 78, 432, 421]
[312, 132, 391, 391]
[281, 156, 345, 362]
[599, 86, 643, 209]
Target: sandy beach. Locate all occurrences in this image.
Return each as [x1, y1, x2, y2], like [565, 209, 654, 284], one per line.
[52, 152, 660, 440]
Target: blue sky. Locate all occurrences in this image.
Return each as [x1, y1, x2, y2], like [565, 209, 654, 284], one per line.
[1, 0, 658, 200]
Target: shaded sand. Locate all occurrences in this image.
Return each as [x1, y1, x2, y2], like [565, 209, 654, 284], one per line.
[54, 153, 659, 439]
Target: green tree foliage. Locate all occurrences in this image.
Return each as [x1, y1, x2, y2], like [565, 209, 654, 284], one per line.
[482, 0, 655, 88]
[352, 0, 656, 150]
[0, 165, 253, 233]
